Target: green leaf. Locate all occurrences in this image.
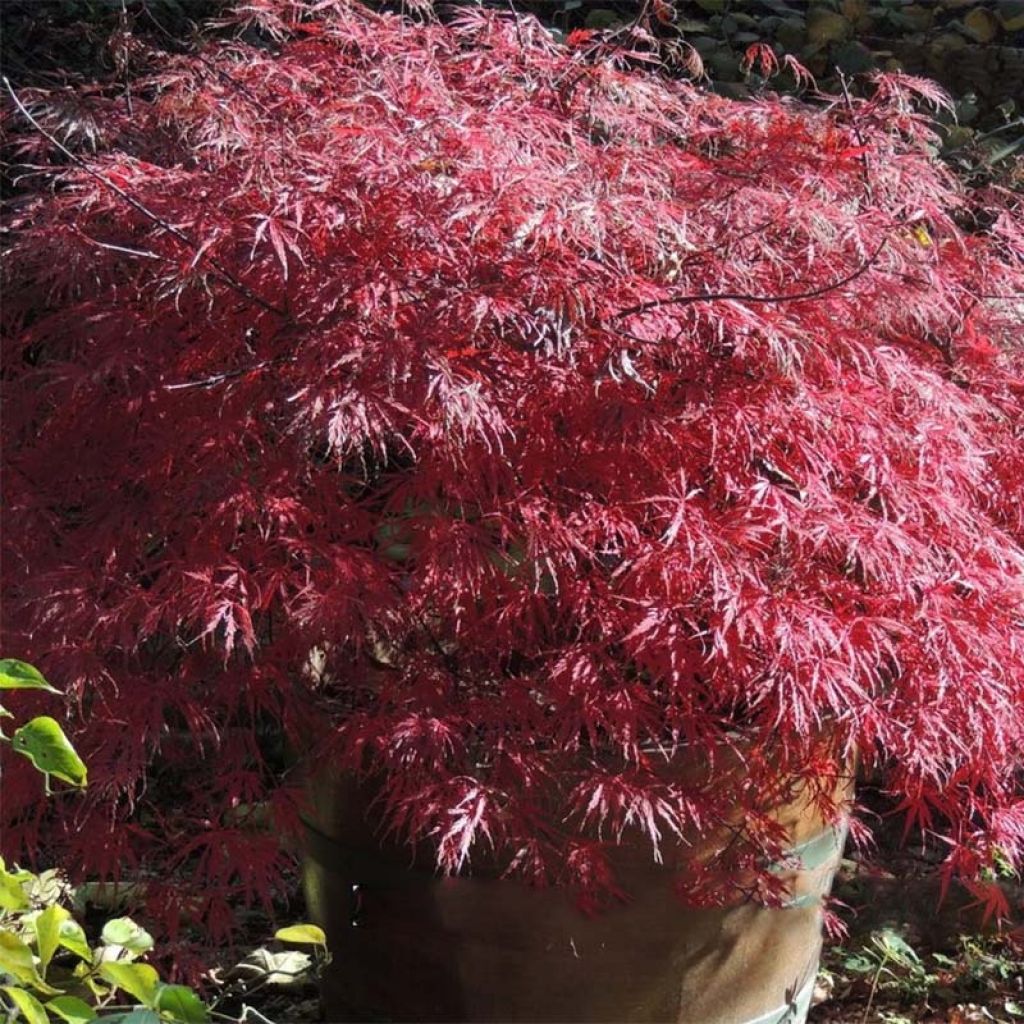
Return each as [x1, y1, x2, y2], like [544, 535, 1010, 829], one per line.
[10, 718, 87, 789]
[155, 984, 209, 1023]
[0, 931, 60, 995]
[841, 953, 874, 973]
[100, 918, 153, 955]
[0, 661, 59, 694]
[0, 867, 30, 912]
[99, 962, 160, 1007]
[1006, 1001, 1024, 1018]
[2, 985, 49, 1024]
[873, 928, 918, 964]
[273, 924, 326, 947]
[56, 920, 92, 962]
[101, 1012, 161, 1024]
[34, 905, 70, 973]
[46, 995, 97, 1024]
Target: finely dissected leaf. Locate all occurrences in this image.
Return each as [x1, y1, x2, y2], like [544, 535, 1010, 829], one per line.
[0, 660, 59, 693]
[46, 995, 98, 1024]
[10, 718, 87, 789]
[0, 931, 60, 995]
[100, 918, 153, 955]
[273, 924, 326, 947]
[98, 962, 160, 1007]
[154, 984, 209, 1023]
[34, 904, 70, 973]
[2, 986, 49, 1024]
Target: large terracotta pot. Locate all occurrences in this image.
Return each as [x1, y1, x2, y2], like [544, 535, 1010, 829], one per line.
[302, 758, 850, 1024]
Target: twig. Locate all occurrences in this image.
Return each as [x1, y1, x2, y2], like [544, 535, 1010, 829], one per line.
[836, 68, 872, 200]
[612, 235, 889, 320]
[164, 360, 274, 391]
[974, 116, 1024, 143]
[505, 0, 526, 52]
[119, 0, 134, 118]
[75, 228, 166, 262]
[3, 76, 289, 319]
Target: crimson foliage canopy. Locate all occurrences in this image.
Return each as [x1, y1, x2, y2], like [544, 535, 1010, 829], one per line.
[3, 0, 1024, 933]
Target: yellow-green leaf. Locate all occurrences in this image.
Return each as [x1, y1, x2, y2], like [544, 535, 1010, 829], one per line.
[273, 924, 326, 947]
[3, 985, 49, 1024]
[155, 984, 208, 1023]
[0, 868, 29, 912]
[99, 962, 160, 1007]
[100, 918, 152, 955]
[0, 931, 60, 995]
[57, 920, 91, 962]
[10, 718, 87, 789]
[0, 661, 59, 694]
[34, 905, 70, 973]
[47, 994, 97, 1024]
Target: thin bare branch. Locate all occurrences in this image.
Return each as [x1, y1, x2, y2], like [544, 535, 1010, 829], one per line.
[612, 235, 889, 320]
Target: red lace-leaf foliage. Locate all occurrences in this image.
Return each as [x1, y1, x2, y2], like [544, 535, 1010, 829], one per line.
[3, 0, 1024, 942]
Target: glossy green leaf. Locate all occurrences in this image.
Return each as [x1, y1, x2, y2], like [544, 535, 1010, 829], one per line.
[100, 918, 153, 955]
[0, 660, 59, 693]
[2, 985, 49, 1024]
[155, 984, 209, 1023]
[10, 718, 87, 789]
[34, 904, 70, 973]
[99, 962, 160, 1007]
[0, 931, 60, 995]
[273, 924, 326, 947]
[56, 919, 92, 962]
[46, 994, 97, 1024]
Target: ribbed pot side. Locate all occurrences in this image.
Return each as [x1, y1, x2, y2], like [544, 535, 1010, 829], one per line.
[302, 753, 851, 1024]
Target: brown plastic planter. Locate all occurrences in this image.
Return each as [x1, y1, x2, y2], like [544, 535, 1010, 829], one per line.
[303, 763, 850, 1024]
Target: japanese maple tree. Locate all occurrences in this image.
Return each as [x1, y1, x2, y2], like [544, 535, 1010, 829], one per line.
[3, 0, 1023, 936]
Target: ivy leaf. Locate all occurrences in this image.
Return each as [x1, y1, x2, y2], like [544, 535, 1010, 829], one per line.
[34, 904, 70, 973]
[10, 717, 87, 789]
[155, 984, 209, 1023]
[0, 660, 59, 693]
[2, 986, 49, 1024]
[273, 924, 327, 947]
[99, 962, 160, 1007]
[0, 931, 61, 995]
[47, 994, 98, 1024]
[101, 918, 154, 955]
